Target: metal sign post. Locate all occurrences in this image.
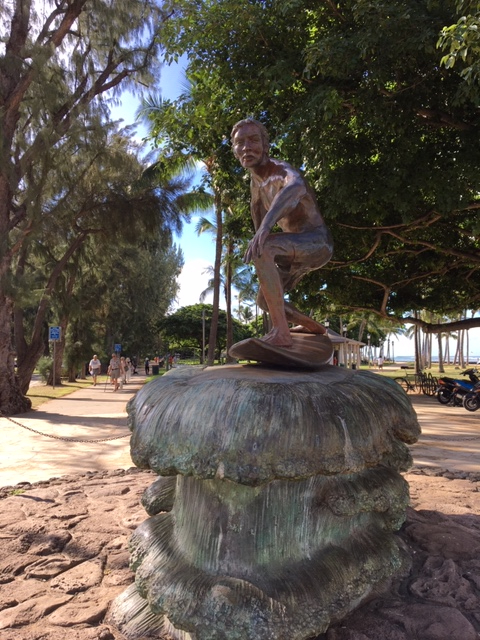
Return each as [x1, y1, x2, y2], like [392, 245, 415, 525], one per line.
[49, 326, 61, 388]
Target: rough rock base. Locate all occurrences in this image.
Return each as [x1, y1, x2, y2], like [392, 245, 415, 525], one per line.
[0, 468, 479, 639]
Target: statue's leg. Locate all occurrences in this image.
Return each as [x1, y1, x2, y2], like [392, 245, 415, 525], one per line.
[257, 279, 326, 336]
[254, 229, 333, 344]
[253, 241, 293, 347]
[278, 228, 333, 334]
[284, 301, 328, 334]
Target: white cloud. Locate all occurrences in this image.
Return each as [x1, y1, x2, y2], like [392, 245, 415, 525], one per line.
[173, 259, 218, 310]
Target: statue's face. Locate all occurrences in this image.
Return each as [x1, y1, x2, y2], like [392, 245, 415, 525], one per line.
[232, 123, 267, 169]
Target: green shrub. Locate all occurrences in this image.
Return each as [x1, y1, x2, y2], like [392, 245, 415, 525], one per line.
[37, 356, 53, 382]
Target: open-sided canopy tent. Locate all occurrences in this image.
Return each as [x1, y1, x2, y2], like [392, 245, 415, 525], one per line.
[325, 329, 365, 368]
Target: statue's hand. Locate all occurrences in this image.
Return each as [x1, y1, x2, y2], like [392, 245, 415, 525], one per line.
[243, 227, 269, 263]
[243, 241, 254, 264]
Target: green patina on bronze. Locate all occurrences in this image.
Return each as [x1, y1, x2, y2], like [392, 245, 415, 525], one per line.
[109, 365, 420, 640]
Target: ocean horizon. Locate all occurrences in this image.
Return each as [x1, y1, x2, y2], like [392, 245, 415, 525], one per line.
[393, 355, 480, 363]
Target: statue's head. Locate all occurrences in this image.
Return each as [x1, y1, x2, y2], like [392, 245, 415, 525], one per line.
[231, 118, 269, 169]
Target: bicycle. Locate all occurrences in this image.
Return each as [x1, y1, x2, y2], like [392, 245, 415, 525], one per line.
[421, 372, 438, 396]
[394, 371, 437, 396]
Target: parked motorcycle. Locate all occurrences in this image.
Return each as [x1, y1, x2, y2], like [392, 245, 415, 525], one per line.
[436, 368, 479, 405]
[463, 382, 480, 412]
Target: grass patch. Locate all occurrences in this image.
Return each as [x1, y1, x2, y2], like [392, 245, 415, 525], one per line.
[360, 363, 478, 388]
[145, 371, 166, 383]
[27, 378, 95, 410]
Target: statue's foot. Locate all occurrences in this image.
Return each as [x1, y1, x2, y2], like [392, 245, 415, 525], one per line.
[290, 322, 327, 335]
[260, 328, 293, 348]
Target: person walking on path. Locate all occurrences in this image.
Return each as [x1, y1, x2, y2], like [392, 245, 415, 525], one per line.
[108, 353, 122, 392]
[88, 355, 101, 386]
[125, 357, 132, 384]
[144, 357, 150, 375]
[120, 357, 127, 389]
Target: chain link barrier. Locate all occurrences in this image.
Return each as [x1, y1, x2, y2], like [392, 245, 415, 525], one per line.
[1, 413, 130, 444]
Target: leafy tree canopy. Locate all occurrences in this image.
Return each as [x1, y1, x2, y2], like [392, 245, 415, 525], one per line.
[157, 0, 480, 334]
[438, 0, 480, 97]
[159, 304, 250, 356]
[0, 0, 195, 413]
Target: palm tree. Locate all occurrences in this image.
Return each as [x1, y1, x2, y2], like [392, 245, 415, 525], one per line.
[137, 94, 237, 365]
[237, 304, 254, 324]
[196, 208, 257, 361]
[195, 207, 224, 363]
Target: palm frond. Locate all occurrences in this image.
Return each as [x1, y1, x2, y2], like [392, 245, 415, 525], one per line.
[195, 216, 217, 235]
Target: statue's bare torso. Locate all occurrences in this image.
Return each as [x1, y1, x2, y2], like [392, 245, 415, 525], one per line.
[232, 120, 333, 346]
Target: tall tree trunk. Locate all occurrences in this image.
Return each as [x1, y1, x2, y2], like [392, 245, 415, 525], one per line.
[0, 0, 88, 413]
[0, 165, 30, 413]
[357, 318, 366, 343]
[465, 330, 469, 365]
[421, 332, 428, 368]
[225, 239, 235, 364]
[207, 192, 223, 366]
[0, 294, 31, 415]
[200, 309, 206, 365]
[414, 314, 422, 373]
[47, 270, 76, 386]
[453, 337, 460, 365]
[458, 328, 465, 368]
[263, 312, 270, 335]
[437, 332, 445, 373]
[14, 233, 87, 394]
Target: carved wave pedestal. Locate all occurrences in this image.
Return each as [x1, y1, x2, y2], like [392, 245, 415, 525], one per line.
[108, 365, 420, 640]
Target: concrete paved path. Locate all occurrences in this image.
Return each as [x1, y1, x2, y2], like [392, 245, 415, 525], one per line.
[1, 372, 479, 488]
[0, 374, 146, 487]
[407, 393, 480, 473]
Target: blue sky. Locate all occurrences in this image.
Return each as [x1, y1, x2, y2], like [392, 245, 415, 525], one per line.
[109, 59, 220, 312]
[110, 65, 480, 360]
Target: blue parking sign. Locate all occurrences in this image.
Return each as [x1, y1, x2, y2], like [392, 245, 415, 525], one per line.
[49, 326, 61, 341]
[114, 343, 122, 353]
